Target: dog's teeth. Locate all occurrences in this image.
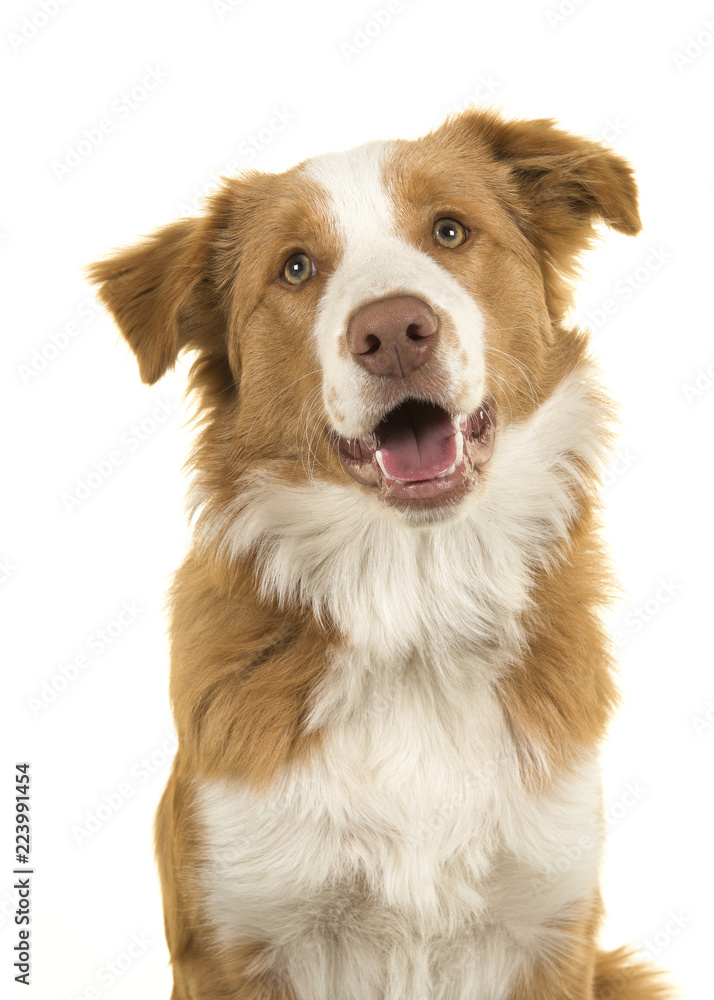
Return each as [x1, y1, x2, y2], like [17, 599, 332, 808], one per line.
[436, 432, 464, 480]
[375, 450, 393, 480]
[454, 429, 464, 468]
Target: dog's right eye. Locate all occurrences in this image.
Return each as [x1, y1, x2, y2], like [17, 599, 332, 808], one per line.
[433, 217, 468, 248]
[283, 252, 316, 285]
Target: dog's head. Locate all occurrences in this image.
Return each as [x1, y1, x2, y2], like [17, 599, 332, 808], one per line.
[90, 109, 640, 530]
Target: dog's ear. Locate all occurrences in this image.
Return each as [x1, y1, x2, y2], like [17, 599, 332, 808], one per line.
[453, 110, 642, 316]
[87, 215, 224, 384]
[481, 113, 641, 237]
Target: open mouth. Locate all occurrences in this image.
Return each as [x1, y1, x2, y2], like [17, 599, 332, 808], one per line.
[334, 397, 496, 508]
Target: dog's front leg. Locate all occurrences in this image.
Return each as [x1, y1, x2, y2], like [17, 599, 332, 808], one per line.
[156, 767, 296, 1000]
[167, 942, 296, 1000]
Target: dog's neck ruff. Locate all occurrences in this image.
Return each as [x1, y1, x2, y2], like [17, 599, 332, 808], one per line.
[193, 369, 610, 662]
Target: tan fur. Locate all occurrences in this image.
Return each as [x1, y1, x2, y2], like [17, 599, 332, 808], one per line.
[500, 503, 620, 786]
[505, 893, 670, 1000]
[89, 109, 674, 998]
[156, 774, 296, 998]
[592, 948, 674, 1000]
[168, 553, 329, 787]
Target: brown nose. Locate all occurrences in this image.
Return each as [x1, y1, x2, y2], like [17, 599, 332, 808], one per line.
[346, 295, 438, 377]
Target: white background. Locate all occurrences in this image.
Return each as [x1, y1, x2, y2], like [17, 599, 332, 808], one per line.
[2, 0, 713, 997]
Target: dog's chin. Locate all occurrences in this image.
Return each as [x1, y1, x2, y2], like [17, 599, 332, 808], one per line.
[333, 397, 496, 519]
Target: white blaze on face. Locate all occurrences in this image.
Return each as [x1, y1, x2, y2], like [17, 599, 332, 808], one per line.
[303, 141, 488, 440]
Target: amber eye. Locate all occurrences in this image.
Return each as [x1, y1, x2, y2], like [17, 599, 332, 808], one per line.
[283, 252, 315, 285]
[433, 217, 468, 248]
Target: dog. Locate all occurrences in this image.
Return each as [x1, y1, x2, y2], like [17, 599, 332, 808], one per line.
[90, 108, 671, 999]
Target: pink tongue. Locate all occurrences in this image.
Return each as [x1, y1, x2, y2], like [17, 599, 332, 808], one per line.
[377, 402, 456, 482]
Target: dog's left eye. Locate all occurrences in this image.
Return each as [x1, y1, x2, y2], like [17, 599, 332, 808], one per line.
[433, 217, 468, 248]
[283, 252, 316, 285]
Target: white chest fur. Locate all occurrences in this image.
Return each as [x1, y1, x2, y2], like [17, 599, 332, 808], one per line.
[197, 647, 604, 1000]
[195, 372, 610, 997]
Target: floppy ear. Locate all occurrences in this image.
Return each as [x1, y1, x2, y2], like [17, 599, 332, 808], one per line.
[456, 110, 642, 316]
[481, 113, 641, 235]
[87, 215, 225, 384]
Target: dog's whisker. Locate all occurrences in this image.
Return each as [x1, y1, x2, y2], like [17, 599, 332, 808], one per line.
[294, 386, 317, 479]
[296, 385, 328, 483]
[484, 367, 517, 425]
[246, 369, 322, 448]
[482, 322, 551, 335]
[305, 398, 331, 479]
[486, 347, 541, 418]
[293, 384, 321, 472]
